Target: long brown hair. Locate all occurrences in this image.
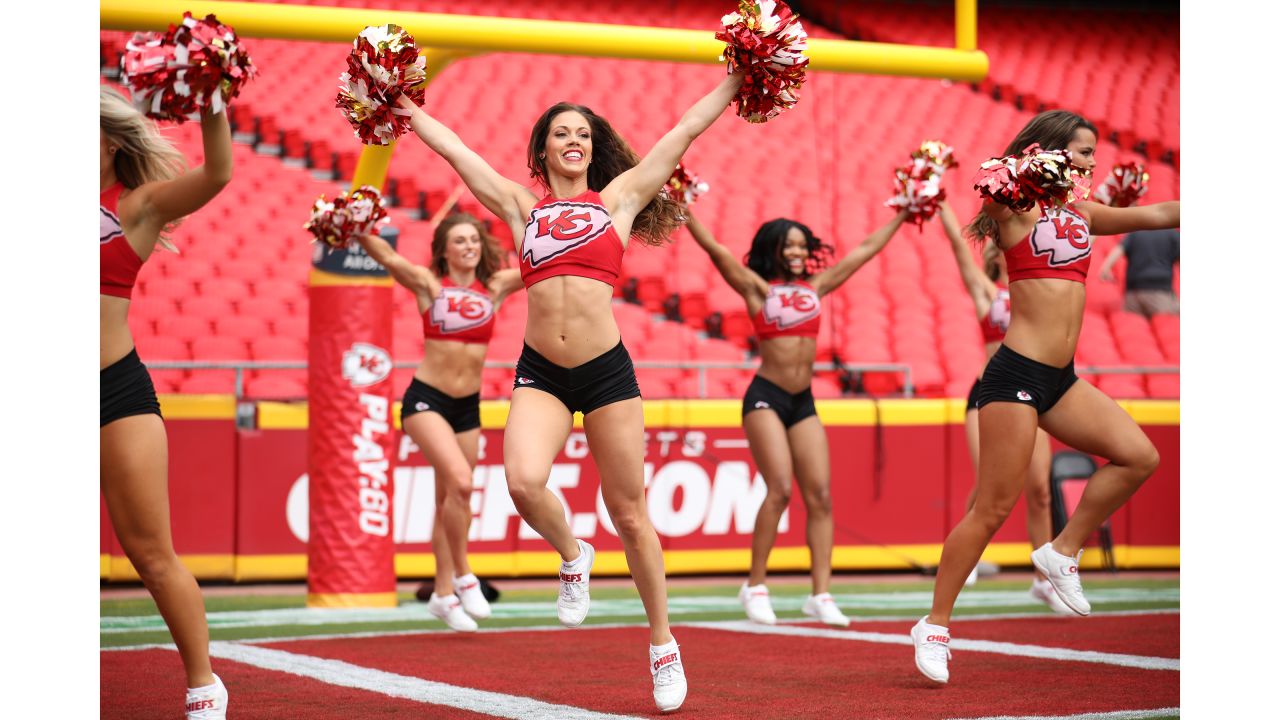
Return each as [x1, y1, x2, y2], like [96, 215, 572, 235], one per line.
[965, 110, 1097, 244]
[431, 213, 505, 285]
[526, 102, 683, 247]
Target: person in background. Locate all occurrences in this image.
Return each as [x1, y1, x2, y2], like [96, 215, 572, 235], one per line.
[1098, 228, 1180, 317]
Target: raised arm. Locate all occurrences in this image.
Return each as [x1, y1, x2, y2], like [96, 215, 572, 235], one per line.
[1098, 242, 1126, 283]
[603, 73, 744, 223]
[939, 201, 998, 312]
[684, 210, 768, 300]
[1076, 200, 1180, 237]
[810, 211, 909, 296]
[138, 110, 232, 227]
[398, 96, 537, 229]
[357, 233, 440, 302]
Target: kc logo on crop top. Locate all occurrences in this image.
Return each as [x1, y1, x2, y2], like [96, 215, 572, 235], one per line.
[522, 201, 613, 267]
[1029, 209, 1091, 266]
[762, 284, 820, 329]
[429, 287, 493, 333]
[101, 206, 122, 245]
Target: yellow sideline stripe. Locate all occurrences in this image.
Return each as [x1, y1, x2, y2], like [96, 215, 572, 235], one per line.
[156, 395, 237, 420]
[237, 398, 1180, 430]
[308, 268, 394, 287]
[306, 592, 398, 608]
[107, 545, 1179, 581]
[104, 554, 235, 581]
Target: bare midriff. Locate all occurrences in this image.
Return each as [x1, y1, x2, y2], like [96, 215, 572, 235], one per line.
[1004, 278, 1087, 368]
[756, 335, 818, 394]
[523, 275, 621, 367]
[415, 338, 488, 397]
[101, 296, 134, 369]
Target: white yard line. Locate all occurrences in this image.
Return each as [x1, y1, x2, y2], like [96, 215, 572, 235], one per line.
[101, 589, 1179, 634]
[101, 608, 1178, 651]
[948, 709, 1178, 720]
[202, 641, 645, 720]
[685, 621, 1179, 671]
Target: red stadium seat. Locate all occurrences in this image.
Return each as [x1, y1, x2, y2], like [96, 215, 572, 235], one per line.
[244, 375, 307, 400]
[191, 337, 249, 360]
[134, 335, 191, 361]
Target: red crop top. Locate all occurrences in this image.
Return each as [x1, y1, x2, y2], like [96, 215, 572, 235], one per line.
[519, 190, 624, 289]
[752, 281, 821, 340]
[422, 277, 495, 344]
[979, 286, 1011, 344]
[1005, 205, 1092, 284]
[100, 184, 143, 299]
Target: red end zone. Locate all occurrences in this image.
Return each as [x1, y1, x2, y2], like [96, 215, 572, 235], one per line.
[102, 613, 1179, 719]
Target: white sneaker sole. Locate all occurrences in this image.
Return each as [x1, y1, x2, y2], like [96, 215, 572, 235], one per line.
[1030, 553, 1091, 617]
[914, 655, 948, 684]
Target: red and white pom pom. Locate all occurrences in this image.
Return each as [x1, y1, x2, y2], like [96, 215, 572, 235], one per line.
[304, 185, 391, 250]
[912, 141, 959, 176]
[974, 144, 1089, 211]
[973, 155, 1031, 211]
[121, 12, 256, 122]
[1016, 144, 1091, 208]
[885, 162, 945, 228]
[665, 163, 711, 206]
[716, 0, 809, 124]
[336, 25, 428, 145]
[1093, 162, 1150, 208]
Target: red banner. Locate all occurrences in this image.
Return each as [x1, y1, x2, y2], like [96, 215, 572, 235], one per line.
[306, 280, 397, 606]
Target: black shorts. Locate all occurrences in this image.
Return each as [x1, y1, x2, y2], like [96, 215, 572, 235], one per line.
[513, 341, 640, 415]
[101, 349, 162, 428]
[976, 344, 1078, 414]
[742, 375, 817, 429]
[966, 376, 982, 412]
[401, 378, 481, 433]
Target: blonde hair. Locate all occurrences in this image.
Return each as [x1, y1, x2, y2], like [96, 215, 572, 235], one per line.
[100, 85, 188, 250]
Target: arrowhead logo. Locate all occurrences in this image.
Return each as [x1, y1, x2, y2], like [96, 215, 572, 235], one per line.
[430, 287, 494, 333]
[522, 201, 613, 267]
[101, 206, 123, 245]
[761, 284, 820, 329]
[341, 342, 392, 388]
[1029, 208, 1092, 266]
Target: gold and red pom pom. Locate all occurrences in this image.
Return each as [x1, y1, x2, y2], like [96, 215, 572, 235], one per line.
[336, 24, 428, 145]
[716, 0, 809, 124]
[665, 163, 711, 206]
[305, 186, 391, 250]
[121, 12, 256, 122]
[974, 143, 1090, 211]
[1093, 162, 1149, 207]
[885, 141, 956, 228]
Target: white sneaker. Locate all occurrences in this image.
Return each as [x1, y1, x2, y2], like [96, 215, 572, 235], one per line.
[1030, 543, 1091, 616]
[650, 640, 688, 712]
[454, 573, 492, 619]
[185, 673, 228, 719]
[964, 566, 978, 586]
[738, 582, 777, 625]
[910, 617, 951, 684]
[802, 592, 850, 627]
[427, 592, 479, 632]
[1030, 578, 1075, 616]
[557, 540, 594, 627]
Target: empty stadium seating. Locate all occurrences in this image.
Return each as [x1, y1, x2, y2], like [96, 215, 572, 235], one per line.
[101, 0, 1178, 400]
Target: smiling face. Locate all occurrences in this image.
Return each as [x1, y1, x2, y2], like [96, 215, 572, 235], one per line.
[1066, 127, 1098, 176]
[443, 222, 483, 275]
[542, 110, 592, 179]
[780, 227, 810, 278]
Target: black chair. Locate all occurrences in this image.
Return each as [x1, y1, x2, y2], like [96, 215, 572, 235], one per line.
[1049, 451, 1117, 573]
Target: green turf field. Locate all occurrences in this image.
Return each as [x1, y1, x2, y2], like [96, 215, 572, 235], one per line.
[101, 576, 1179, 649]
